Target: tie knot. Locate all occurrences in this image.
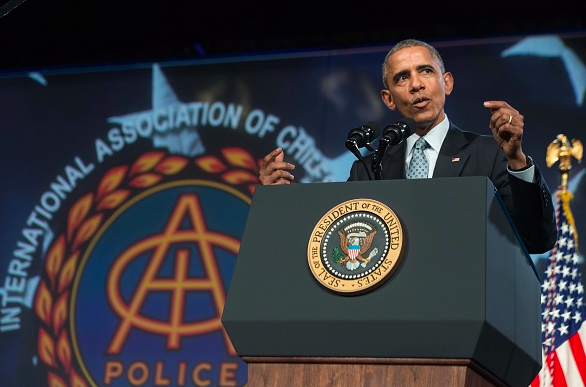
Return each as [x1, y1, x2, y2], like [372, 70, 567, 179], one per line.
[414, 137, 428, 150]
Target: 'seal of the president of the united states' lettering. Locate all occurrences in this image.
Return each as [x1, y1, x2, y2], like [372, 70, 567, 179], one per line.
[307, 198, 405, 295]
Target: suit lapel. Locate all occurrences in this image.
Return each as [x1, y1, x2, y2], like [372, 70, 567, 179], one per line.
[380, 142, 407, 179]
[433, 124, 471, 178]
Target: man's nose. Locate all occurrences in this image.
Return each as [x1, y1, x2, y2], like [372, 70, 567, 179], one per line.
[410, 75, 425, 91]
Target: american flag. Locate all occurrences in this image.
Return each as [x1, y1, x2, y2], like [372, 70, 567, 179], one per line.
[531, 189, 586, 387]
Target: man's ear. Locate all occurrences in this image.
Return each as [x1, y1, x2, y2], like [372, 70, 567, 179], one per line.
[443, 72, 454, 96]
[381, 89, 396, 111]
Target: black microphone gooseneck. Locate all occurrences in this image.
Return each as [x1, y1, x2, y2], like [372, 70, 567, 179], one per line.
[345, 122, 380, 180]
[373, 117, 417, 180]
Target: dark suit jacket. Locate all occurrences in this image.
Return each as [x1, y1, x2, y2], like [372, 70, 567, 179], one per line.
[348, 123, 557, 254]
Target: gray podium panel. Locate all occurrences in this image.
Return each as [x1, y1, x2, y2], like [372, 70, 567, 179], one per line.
[222, 177, 541, 387]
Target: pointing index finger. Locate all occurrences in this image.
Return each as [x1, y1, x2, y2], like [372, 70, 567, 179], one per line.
[483, 100, 509, 112]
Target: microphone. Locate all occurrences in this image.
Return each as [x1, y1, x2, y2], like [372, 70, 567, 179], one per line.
[346, 122, 380, 149]
[345, 122, 380, 181]
[381, 117, 417, 145]
[372, 117, 417, 180]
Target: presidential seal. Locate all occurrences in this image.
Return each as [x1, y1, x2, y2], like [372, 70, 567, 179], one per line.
[307, 198, 404, 295]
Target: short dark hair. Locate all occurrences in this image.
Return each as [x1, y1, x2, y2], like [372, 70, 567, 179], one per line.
[382, 39, 446, 89]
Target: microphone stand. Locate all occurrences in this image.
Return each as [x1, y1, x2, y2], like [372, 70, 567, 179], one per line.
[345, 139, 373, 181]
[372, 138, 389, 180]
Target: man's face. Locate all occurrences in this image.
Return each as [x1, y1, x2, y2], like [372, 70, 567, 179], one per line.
[381, 46, 453, 132]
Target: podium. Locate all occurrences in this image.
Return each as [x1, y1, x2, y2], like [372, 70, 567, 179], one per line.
[221, 177, 542, 387]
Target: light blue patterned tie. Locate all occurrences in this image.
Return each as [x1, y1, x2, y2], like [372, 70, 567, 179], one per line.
[407, 137, 429, 179]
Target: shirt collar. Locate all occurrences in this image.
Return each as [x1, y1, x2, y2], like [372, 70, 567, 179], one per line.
[406, 115, 450, 154]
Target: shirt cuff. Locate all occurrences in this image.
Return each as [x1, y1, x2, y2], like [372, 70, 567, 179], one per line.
[507, 156, 536, 183]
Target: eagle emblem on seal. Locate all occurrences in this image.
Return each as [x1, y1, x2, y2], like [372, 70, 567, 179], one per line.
[337, 222, 378, 270]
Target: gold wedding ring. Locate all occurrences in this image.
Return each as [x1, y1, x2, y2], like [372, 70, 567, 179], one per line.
[508, 115, 513, 124]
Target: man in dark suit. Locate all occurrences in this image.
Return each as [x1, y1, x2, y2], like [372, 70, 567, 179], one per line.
[259, 38, 557, 254]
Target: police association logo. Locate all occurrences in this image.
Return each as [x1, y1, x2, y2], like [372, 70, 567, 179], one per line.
[30, 65, 266, 387]
[307, 199, 404, 295]
[34, 152, 253, 387]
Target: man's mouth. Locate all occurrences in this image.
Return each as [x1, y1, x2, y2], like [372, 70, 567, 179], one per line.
[412, 97, 429, 107]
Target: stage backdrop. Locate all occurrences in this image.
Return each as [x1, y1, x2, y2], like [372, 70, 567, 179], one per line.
[1, 32, 585, 387]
